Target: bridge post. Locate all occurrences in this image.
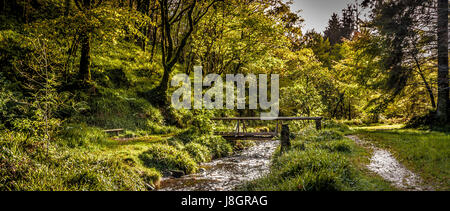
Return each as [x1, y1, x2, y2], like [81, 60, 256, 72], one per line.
[315, 119, 322, 130]
[280, 124, 290, 153]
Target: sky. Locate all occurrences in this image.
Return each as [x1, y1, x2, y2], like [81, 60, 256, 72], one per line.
[287, 0, 358, 33]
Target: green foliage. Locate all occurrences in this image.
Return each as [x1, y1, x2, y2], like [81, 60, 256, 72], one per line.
[138, 144, 198, 174]
[184, 142, 212, 163]
[280, 48, 325, 116]
[192, 135, 233, 159]
[1, 0, 446, 191]
[0, 130, 156, 191]
[233, 140, 255, 151]
[186, 110, 215, 135]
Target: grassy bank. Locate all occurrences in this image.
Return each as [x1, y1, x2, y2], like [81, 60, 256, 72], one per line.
[239, 123, 396, 191]
[354, 127, 450, 190]
[0, 119, 238, 190]
[0, 129, 161, 190]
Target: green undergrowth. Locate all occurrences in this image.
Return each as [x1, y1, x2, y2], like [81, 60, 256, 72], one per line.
[139, 144, 198, 174]
[239, 123, 395, 191]
[0, 130, 160, 191]
[69, 41, 184, 135]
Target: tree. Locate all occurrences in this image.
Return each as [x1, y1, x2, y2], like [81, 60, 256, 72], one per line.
[436, 0, 449, 123]
[74, 0, 104, 83]
[362, 0, 447, 123]
[341, 4, 357, 40]
[324, 4, 357, 46]
[147, 0, 220, 106]
[324, 13, 342, 45]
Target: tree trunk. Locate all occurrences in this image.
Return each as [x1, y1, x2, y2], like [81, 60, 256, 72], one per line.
[436, 0, 449, 123]
[79, 31, 91, 82]
[413, 55, 436, 108]
[64, 0, 71, 16]
[157, 65, 171, 102]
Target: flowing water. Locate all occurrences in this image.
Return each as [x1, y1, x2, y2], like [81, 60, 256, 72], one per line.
[158, 140, 279, 191]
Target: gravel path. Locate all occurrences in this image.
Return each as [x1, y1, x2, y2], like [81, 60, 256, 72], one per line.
[346, 135, 431, 191]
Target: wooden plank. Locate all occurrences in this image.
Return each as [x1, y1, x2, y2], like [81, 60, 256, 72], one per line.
[103, 128, 124, 136]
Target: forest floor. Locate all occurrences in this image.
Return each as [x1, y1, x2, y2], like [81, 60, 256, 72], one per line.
[349, 125, 449, 191]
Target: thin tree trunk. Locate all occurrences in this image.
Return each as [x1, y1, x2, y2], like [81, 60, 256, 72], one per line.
[150, 25, 157, 62]
[413, 55, 436, 108]
[436, 0, 449, 122]
[64, 0, 71, 16]
[79, 31, 91, 82]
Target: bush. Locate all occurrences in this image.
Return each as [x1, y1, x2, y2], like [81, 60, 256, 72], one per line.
[146, 120, 179, 135]
[184, 142, 212, 163]
[138, 144, 197, 174]
[168, 139, 186, 151]
[233, 140, 255, 151]
[192, 135, 233, 159]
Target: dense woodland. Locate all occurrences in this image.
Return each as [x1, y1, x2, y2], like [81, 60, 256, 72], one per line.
[0, 0, 448, 191]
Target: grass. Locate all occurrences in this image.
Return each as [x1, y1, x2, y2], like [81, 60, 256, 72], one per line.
[139, 144, 198, 174]
[354, 127, 450, 190]
[0, 35, 244, 190]
[239, 124, 396, 191]
[0, 130, 161, 191]
[0, 119, 241, 190]
[349, 124, 404, 130]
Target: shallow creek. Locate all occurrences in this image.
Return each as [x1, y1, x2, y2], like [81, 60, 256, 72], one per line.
[158, 140, 279, 191]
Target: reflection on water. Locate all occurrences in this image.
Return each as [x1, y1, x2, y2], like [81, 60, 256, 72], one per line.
[158, 140, 279, 191]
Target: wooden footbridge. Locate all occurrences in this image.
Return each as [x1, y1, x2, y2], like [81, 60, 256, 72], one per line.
[211, 117, 323, 141]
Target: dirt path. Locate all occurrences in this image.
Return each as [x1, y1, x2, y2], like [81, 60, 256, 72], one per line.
[346, 135, 431, 191]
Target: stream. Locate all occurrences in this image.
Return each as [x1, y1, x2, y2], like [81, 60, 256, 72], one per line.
[158, 140, 279, 191]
